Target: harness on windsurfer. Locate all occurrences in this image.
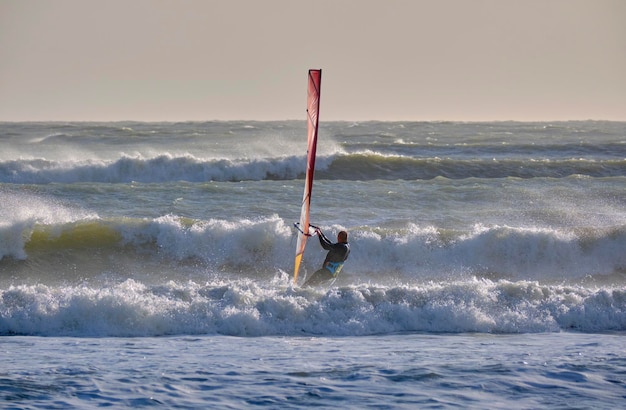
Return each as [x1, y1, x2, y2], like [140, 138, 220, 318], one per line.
[303, 228, 350, 287]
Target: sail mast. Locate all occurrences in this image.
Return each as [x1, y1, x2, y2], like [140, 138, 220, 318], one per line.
[293, 69, 322, 283]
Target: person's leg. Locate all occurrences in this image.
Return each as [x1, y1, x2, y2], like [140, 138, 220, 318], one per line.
[303, 268, 333, 287]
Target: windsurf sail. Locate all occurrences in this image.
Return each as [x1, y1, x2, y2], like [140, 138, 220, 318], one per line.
[293, 69, 322, 284]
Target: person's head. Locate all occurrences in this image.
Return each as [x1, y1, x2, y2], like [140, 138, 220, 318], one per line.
[337, 230, 348, 243]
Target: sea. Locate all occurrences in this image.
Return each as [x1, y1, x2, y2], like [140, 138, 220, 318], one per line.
[1, 120, 625, 409]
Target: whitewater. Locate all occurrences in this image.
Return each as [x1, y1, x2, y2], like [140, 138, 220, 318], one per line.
[1, 120, 625, 408]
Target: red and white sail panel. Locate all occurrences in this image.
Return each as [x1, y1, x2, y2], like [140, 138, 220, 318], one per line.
[293, 69, 322, 283]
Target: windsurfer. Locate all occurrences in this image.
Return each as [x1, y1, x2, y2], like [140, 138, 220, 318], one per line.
[303, 229, 350, 287]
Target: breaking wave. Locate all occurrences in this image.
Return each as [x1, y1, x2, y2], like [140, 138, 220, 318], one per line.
[2, 216, 624, 281]
[1, 278, 625, 337]
[2, 153, 624, 184]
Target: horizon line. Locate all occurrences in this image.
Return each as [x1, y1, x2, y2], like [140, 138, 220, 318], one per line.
[1, 117, 625, 123]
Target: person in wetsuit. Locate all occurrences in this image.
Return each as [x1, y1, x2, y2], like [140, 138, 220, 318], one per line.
[303, 228, 350, 287]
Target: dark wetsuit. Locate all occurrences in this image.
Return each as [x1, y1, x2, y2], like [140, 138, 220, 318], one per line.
[303, 231, 350, 287]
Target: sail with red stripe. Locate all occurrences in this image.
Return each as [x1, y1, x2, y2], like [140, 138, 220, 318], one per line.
[293, 69, 322, 284]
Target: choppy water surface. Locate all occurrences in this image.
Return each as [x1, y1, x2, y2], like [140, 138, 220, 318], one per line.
[1, 121, 625, 407]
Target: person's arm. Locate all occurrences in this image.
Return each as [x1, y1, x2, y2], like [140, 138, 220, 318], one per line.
[317, 229, 333, 250]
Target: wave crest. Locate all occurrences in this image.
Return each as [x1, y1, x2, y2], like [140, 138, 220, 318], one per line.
[2, 217, 624, 283]
[2, 152, 624, 184]
[1, 279, 624, 337]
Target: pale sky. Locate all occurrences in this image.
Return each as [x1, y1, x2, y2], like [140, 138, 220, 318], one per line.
[1, 0, 625, 122]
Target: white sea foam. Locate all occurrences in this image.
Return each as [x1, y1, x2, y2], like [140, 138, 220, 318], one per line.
[1, 277, 625, 337]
